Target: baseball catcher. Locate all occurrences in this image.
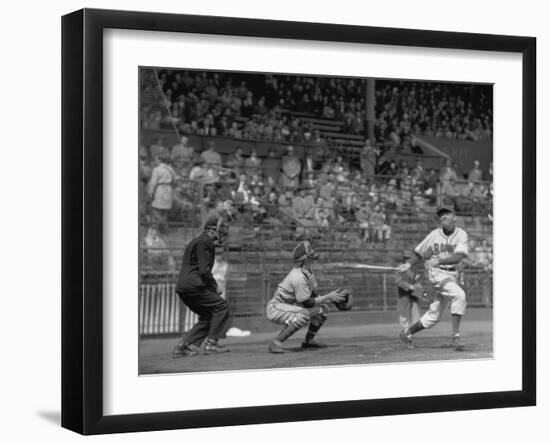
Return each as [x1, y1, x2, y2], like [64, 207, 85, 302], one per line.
[265, 241, 349, 354]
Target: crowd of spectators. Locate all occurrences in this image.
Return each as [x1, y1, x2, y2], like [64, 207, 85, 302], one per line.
[140, 70, 348, 146]
[374, 80, 493, 149]
[139, 68, 493, 247]
[140, 131, 493, 246]
[141, 69, 493, 162]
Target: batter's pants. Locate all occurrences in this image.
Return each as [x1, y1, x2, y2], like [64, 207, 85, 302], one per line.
[420, 269, 466, 329]
[177, 289, 231, 346]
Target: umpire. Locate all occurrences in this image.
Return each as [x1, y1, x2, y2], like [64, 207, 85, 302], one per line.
[172, 216, 232, 358]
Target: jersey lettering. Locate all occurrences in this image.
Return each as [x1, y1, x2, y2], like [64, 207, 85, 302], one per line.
[414, 228, 468, 260]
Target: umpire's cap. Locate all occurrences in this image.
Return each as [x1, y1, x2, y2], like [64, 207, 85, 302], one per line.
[436, 206, 455, 217]
[293, 240, 319, 262]
[203, 215, 228, 231]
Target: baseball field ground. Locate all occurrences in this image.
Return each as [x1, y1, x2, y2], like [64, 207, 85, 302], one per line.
[139, 309, 493, 374]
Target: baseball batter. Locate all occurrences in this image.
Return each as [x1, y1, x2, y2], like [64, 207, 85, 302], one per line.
[265, 241, 346, 354]
[396, 207, 469, 350]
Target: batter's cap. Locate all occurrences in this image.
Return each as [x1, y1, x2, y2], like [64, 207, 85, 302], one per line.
[436, 206, 455, 217]
[402, 249, 413, 258]
[293, 240, 319, 262]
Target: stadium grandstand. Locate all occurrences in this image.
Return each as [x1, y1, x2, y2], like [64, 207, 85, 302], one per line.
[138, 67, 493, 336]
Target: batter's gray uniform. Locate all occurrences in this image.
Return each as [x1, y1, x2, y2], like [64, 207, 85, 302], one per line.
[414, 227, 469, 329]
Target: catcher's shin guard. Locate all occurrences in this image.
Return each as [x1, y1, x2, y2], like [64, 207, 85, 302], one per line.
[304, 313, 327, 343]
[275, 316, 306, 343]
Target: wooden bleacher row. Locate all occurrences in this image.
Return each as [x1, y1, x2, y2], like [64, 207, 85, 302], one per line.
[231, 110, 367, 155]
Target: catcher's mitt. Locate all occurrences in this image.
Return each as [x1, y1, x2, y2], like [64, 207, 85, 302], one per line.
[333, 288, 353, 311]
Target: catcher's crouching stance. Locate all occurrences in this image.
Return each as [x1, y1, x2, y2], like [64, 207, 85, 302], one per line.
[265, 241, 351, 354]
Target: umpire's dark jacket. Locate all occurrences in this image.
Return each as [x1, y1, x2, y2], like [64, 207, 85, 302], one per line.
[176, 232, 218, 294]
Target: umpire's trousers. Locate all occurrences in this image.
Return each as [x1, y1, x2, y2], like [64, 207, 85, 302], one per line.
[177, 289, 231, 346]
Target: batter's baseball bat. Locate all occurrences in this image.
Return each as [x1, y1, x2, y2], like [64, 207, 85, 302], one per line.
[328, 262, 399, 271]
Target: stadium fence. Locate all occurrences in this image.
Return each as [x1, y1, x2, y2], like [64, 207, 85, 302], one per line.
[139, 267, 492, 337]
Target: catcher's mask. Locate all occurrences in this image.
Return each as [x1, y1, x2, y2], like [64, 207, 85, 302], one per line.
[204, 216, 229, 246]
[293, 240, 319, 263]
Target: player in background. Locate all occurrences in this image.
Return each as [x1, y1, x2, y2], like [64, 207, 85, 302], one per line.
[394, 250, 423, 345]
[265, 241, 346, 354]
[172, 216, 232, 357]
[396, 207, 469, 350]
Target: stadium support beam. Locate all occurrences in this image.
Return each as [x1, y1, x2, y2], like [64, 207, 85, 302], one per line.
[366, 78, 375, 144]
[412, 136, 451, 160]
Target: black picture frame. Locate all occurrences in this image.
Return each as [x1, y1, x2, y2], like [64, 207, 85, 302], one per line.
[61, 8, 536, 435]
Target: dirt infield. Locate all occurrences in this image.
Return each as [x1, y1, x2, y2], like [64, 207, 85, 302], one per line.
[139, 315, 493, 375]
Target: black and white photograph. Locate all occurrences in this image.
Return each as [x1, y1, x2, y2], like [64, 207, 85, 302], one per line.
[1, 0, 546, 440]
[57, 6, 537, 436]
[138, 67, 494, 374]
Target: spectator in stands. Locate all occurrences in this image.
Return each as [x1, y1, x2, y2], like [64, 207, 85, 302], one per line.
[139, 149, 152, 223]
[281, 145, 301, 189]
[225, 146, 245, 178]
[469, 182, 489, 213]
[302, 172, 317, 190]
[467, 160, 483, 183]
[150, 137, 169, 160]
[488, 161, 493, 182]
[202, 184, 219, 208]
[439, 158, 458, 185]
[411, 159, 425, 183]
[314, 208, 330, 233]
[215, 199, 237, 223]
[382, 179, 401, 211]
[292, 186, 315, 224]
[310, 129, 328, 165]
[330, 153, 350, 183]
[171, 135, 197, 176]
[200, 140, 222, 171]
[313, 193, 334, 220]
[139, 143, 150, 163]
[322, 96, 336, 119]
[248, 172, 264, 188]
[355, 202, 370, 242]
[278, 190, 296, 220]
[244, 148, 262, 178]
[262, 147, 281, 184]
[359, 139, 378, 184]
[302, 151, 316, 178]
[411, 187, 429, 220]
[216, 115, 231, 136]
[453, 161, 463, 180]
[264, 190, 283, 227]
[384, 160, 399, 177]
[148, 152, 177, 233]
[441, 178, 460, 211]
[475, 239, 493, 270]
[369, 204, 391, 242]
[235, 173, 251, 204]
[422, 168, 439, 204]
[189, 159, 213, 183]
[144, 225, 176, 271]
[319, 173, 336, 201]
[228, 121, 242, 139]
[170, 182, 197, 222]
[399, 176, 413, 209]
